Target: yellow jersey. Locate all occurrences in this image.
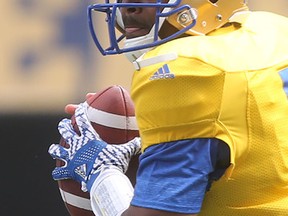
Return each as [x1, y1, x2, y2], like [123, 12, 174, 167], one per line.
[131, 11, 288, 215]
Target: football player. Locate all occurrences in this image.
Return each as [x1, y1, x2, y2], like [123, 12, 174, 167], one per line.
[49, 0, 288, 215]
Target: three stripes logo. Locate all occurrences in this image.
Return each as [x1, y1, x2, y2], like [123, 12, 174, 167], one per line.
[75, 164, 87, 180]
[150, 64, 175, 80]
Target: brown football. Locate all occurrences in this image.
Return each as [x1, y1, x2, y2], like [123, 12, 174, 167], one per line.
[56, 85, 139, 216]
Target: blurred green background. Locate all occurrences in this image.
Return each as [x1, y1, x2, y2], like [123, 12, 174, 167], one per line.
[1, 1, 287, 215]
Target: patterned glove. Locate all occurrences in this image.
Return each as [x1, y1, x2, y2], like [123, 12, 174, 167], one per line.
[48, 102, 141, 192]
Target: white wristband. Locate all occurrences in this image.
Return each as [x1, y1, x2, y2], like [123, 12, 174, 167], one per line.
[90, 167, 134, 216]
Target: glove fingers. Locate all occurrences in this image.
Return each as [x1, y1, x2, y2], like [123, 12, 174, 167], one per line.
[48, 143, 70, 161]
[125, 137, 141, 155]
[58, 118, 78, 143]
[75, 103, 101, 140]
[52, 167, 72, 181]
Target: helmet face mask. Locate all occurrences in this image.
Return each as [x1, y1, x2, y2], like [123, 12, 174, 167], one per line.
[88, 0, 196, 57]
[88, 0, 248, 59]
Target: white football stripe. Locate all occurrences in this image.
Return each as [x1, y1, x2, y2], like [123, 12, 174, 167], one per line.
[87, 107, 138, 130]
[59, 188, 92, 211]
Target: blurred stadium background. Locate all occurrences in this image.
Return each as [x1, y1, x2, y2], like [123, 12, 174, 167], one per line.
[1, 1, 287, 215]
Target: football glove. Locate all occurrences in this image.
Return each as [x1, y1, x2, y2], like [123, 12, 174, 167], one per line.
[48, 102, 141, 192]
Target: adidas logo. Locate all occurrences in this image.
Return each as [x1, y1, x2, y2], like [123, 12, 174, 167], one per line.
[150, 64, 175, 80]
[75, 164, 87, 180]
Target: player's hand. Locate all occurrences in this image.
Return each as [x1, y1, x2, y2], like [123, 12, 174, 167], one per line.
[48, 102, 141, 192]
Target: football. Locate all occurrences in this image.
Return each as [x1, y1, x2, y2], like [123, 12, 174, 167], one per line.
[56, 85, 139, 216]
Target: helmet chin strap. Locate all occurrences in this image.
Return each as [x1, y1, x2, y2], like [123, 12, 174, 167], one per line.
[124, 24, 178, 70]
[124, 35, 155, 62]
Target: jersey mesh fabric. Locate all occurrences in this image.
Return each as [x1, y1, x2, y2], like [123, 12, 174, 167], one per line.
[200, 66, 288, 215]
[131, 138, 229, 214]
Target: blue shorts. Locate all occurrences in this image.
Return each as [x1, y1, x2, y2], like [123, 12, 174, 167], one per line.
[131, 138, 230, 214]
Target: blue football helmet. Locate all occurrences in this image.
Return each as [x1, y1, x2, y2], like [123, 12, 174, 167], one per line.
[87, 0, 249, 61]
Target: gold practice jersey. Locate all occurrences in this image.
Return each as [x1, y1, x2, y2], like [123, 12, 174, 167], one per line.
[131, 11, 288, 215]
